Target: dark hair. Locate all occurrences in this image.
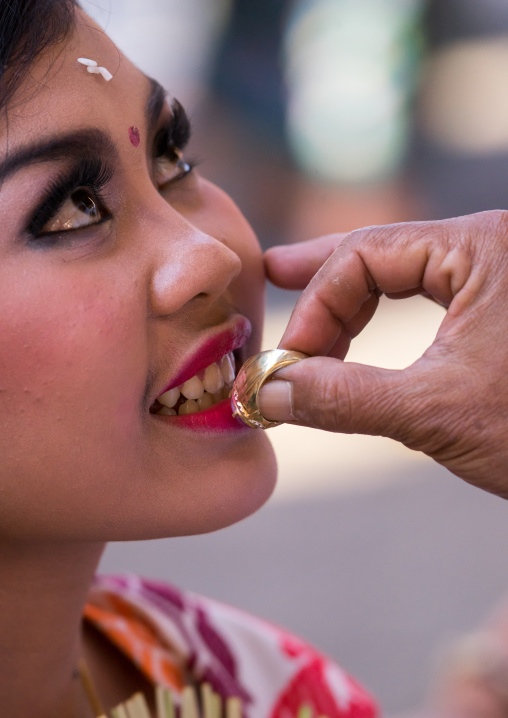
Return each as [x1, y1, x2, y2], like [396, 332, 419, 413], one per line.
[0, 0, 78, 113]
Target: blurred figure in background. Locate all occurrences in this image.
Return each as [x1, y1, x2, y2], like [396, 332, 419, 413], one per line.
[211, 0, 508, 238]
[210, 0, 425, 240]
[284, 0, 423, 184]
[281, 0, 425, 238]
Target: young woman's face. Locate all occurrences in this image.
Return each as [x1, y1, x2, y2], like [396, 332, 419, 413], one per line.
[0, 10, 276, 541]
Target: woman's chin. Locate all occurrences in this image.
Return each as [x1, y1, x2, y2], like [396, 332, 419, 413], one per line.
[161, 432, 278, 539]
[105, 431, 279, 542]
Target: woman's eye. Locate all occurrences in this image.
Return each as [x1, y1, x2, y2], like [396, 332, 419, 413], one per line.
[154, 148, 193, 189]
[40, 188, 109, 235]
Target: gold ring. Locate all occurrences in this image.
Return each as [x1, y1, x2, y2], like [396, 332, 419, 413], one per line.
[231, 349, 308, 429]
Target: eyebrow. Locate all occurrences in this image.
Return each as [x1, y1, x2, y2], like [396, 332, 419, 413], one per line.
[0, 77, 168, 186]
[0, 129, 117, 187]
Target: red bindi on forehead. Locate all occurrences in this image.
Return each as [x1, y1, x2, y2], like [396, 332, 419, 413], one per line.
[128, 126, 140, 147]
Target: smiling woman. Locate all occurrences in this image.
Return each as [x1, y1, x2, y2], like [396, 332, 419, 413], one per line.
[0, 2, 376, 717]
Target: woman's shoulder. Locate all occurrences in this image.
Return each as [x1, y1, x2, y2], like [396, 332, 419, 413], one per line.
[86, 574, 378, 718]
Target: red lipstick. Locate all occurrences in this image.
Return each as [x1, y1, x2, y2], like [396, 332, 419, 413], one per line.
[155, 398, 250, 433]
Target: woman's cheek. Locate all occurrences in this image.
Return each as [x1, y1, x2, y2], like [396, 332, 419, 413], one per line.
[0, 271, 146, 441]
[0, 274, 146, 527]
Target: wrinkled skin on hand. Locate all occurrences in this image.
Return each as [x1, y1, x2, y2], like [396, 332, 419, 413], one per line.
[263, 210, 508, 499]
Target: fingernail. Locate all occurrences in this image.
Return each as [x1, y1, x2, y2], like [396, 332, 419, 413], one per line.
[258, 380, 294, 422]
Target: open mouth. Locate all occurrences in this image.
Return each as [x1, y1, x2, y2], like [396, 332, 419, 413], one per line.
[149, 351, 237, 417]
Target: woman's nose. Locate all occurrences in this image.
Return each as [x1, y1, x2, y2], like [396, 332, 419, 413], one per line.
[149, 220, 242, 317]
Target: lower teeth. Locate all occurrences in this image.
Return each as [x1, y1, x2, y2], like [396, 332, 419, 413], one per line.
[157, 406, 177, 416]
[178, 399, 199, 415]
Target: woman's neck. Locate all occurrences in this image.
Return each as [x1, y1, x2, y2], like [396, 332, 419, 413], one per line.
[0, 539, 105, 717]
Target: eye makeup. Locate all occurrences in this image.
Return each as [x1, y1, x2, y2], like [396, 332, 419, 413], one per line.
[26, 156, 113, 239]
[154, 98, 192, 161]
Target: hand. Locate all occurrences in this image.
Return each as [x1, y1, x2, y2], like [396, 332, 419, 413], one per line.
[260, 211, 508, 498]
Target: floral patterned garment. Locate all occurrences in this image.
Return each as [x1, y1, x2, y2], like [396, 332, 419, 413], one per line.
[85, 574, 378, 718]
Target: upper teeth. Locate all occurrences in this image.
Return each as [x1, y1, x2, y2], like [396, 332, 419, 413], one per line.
[155, 352, 236, 416]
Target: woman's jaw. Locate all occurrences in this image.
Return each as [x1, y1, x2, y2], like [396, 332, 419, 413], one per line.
[0, 9, 277, 543]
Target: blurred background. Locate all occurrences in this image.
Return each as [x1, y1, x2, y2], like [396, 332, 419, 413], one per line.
[83, 0, 508, 714]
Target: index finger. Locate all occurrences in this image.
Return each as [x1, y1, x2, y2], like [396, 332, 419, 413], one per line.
[278, 217, 476, 356]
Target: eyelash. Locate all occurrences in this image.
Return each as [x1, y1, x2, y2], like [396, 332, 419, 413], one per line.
[27, 158, 113, 239]
[157, 98, 192, 157]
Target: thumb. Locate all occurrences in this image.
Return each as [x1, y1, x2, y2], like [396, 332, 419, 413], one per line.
[257, 348, 508, 498]
[257, 355, 448, 447]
